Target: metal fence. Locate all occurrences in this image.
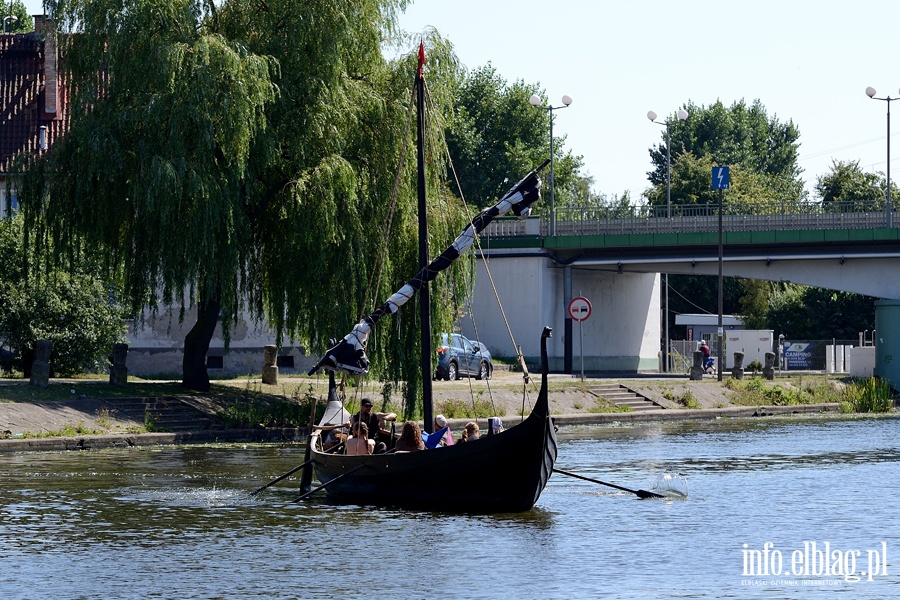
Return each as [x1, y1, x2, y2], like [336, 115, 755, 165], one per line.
[668, 338, 861, 374]
[482, 200, 895, 239]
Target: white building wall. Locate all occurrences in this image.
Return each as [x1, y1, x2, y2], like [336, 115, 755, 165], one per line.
[126, 306, 313, 377]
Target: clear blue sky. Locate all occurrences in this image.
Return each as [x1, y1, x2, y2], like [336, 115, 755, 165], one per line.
[23, 0, 900, 202]
[396, 0, 900, 201]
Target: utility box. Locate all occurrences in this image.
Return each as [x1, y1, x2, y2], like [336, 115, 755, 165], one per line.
[723, 330, 774, 369]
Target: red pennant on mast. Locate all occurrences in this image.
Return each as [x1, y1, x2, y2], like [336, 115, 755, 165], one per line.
[418, 41, 426, 77]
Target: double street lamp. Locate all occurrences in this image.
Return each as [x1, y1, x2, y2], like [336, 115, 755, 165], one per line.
[865, 86, 898, 227]
[530, 93, 572, 236]
[648, 108, 688, 372]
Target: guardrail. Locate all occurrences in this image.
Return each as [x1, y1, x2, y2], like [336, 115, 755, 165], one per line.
[481, 200, 894, 238]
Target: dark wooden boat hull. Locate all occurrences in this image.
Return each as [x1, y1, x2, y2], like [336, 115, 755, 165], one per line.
[310, 409, 557, 513]
[309, 326, 558, 513]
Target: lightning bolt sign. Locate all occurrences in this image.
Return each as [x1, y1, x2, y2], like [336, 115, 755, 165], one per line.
[712, 166, 730, 190]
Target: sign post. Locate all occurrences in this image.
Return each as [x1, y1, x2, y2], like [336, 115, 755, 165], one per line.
[567, 296, 592, 381]
[712, 166, 730, 381]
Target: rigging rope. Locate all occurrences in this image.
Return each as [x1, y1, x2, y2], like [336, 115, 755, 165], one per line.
[429, 84, 541, 416]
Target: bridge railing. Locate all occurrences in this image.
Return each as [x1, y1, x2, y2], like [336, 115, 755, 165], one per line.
[482, 200, 893, 238]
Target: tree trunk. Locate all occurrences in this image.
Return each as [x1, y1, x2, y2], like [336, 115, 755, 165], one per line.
[181, 289, 221, 392]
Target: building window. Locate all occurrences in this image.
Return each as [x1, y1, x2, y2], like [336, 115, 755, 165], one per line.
[206, 356, 224, 369]
[276, 355, 295, 368]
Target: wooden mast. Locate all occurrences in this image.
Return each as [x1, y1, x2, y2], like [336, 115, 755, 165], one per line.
[416, 42, 433, 433]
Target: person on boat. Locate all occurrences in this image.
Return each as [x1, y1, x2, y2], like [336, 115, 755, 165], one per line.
[433, 414, 453, 446]
[458, 422, 479, 443]
[394, 421, 426, 452]
[346, 398, 396, 453]
[345, 422, 375, 455]
[322, 427, 348, 452]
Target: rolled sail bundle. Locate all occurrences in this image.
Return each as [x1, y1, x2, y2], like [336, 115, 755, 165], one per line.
[309, 159, 550, 375]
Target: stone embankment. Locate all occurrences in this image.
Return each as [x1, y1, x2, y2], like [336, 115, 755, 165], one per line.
[0, 372, 846, 452]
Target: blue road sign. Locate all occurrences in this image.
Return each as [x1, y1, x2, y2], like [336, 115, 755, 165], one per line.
[712, 166, 730, 190]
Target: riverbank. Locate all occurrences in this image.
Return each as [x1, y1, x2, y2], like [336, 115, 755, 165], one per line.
[0, 370, 870, 453]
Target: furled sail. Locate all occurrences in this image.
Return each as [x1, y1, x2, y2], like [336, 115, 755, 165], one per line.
[308, 159, 549, 375]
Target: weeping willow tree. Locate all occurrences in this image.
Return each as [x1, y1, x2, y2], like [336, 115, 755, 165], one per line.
[23, 0, 470, 403]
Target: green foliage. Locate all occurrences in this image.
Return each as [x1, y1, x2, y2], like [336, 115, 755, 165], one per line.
[27, 1, 472, 406]
[21, 423, 104, 438]
[670, 273, 874, 342]
[839, 377, 894, 413]
[768, 285, 875, 339]
[816, 159, 894, 208]
[661, 387, 699, 409]
[0, 215, 127, 376]
[646, 153, 788, 209]
[34, 0, 278, 322]
[143, 410, 160, 432]
[747, 360, 763, 374]
[0, 273, 128, 375]
[220, 386, 326, 428]
[738, 279, 783, 329]
[1, 1, 33, 33]
[446, 64, 586, 208]
[647, 99, 802, 189]
[727, 378, 817, 406]
[667, 274, 745, 321]
[435, 397, 505, 419]
[589, 400, 631, 414]
[644, 99, 804, 210]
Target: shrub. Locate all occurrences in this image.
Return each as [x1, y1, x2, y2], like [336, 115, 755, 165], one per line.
[840, 377, 894, 413]
[436, 398, 505, 419]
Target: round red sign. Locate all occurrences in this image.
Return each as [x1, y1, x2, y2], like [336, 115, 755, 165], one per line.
[567, 296, 592, 322]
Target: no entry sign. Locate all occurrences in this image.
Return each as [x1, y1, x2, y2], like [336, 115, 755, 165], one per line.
[567, 296, 592, 322]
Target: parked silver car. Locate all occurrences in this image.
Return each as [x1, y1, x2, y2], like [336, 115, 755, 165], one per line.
[434, 333, 493, 381]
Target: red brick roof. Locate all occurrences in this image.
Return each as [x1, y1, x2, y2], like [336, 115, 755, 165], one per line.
[1, 20, 68, 176]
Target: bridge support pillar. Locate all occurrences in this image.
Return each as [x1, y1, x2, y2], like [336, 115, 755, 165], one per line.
[564, 266, 573, 374]
[875, 299, 900, 386]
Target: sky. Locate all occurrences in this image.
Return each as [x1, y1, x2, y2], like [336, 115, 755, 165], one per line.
[393, 0, 900, 201]
[21, 0, 900, 202]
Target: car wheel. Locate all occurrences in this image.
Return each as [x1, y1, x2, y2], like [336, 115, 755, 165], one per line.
[476, 361, 488, 380]
[448, 361, 459, 381]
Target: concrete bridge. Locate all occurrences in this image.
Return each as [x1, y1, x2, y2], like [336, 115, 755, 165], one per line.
[464, 200, 900, 383]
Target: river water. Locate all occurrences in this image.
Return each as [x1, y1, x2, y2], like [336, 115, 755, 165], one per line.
[1, 415, 898, 599]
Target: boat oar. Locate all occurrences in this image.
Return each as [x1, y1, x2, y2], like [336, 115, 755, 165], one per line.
[553, 468, 665, 499]
[250, 442, 345, 497]
[294, 464, 367, 502]
[251, 459, 313, 496]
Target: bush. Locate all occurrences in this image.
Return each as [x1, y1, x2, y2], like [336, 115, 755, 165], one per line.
[0, 215, 127, 377]
[435, 398, 505, 419]
[839, 377, 894, 413]
[0, 274, 127, 376]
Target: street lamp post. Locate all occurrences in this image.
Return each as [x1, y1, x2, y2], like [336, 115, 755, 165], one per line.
[865, 86, 898, 228]
[648, 108, 688, 372]
[530, 93, 572, 237]
[3, 15, 17, 34]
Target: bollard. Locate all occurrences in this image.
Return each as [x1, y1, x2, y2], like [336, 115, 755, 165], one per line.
[262, 344, 278, 385]
[763, 351, 776, 380]
[29, 339, 52, 387]
[109, 343, 129, 386]
[689, 350, 704, 380]
[731, 351, 745, 380]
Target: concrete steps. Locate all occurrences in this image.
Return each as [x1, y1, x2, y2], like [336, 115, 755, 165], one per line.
[589, 384, 662, 412]
[101, 397, 223, 432]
